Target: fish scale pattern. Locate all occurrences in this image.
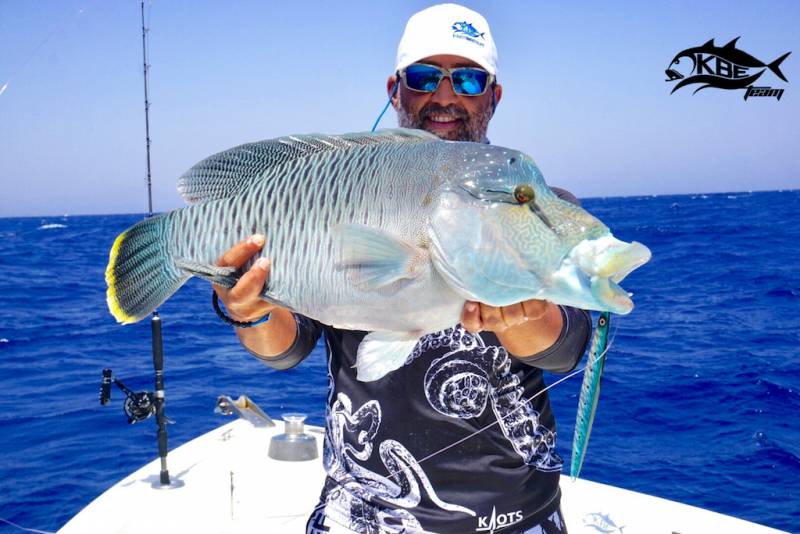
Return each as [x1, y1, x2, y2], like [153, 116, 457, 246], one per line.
[172, 134, 446, 325]
[253, 142, 442, 316]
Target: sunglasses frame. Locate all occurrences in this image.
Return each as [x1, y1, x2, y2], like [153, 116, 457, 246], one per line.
[399, 63, 495, 96]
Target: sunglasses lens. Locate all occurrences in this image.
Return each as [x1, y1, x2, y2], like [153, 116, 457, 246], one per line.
[404, 65, 443, 92]
[403, 65, 490, 95]
[452, 69, 489, 95]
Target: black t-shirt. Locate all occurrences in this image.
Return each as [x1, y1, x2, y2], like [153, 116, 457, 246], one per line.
[258, 306, 590, 534]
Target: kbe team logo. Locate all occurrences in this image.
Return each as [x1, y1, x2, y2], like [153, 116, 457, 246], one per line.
[665, 37, 790, 100]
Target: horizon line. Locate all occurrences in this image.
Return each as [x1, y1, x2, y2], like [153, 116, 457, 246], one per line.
[1, 188, 797, 220]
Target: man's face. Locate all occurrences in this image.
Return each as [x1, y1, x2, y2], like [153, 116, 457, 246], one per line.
[389, 54, 503, 142]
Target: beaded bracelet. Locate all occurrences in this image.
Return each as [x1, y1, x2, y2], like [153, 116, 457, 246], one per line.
[212, 291, 271, 328]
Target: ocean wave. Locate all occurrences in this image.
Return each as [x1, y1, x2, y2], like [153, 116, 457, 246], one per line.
[756, 378, 800, 404]
[751, 431, 800, 469]
[765, 287, 800, 299]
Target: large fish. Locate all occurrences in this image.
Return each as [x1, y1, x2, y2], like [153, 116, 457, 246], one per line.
[106, 129, 650, 381]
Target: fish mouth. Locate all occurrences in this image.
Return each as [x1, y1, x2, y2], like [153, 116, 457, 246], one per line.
[665, 68, 684, 81]
[590, 276, 633, 314]
[570, 236, 652, 314]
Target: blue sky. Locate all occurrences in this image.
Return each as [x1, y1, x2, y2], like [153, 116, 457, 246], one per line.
[1, 0, 798, 217]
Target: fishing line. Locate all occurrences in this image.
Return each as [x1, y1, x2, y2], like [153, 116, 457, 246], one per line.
[414, 321, 619, 467]
[0, 2, 93, 98]
[0, 516, 56, 534]
[370, 79, 398, 132]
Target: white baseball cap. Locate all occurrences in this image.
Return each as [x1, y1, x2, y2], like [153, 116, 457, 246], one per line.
[395, 3, 498, 76]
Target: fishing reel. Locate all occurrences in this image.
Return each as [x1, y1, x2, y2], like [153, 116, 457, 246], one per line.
[99, 314, 178, 488]
[100, 368, 167, 424]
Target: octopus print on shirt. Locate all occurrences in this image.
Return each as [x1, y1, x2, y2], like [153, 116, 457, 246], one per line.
[308, 326, 565, 533]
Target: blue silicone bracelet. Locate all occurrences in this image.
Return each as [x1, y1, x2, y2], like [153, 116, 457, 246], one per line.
[212, 291, 271, 328]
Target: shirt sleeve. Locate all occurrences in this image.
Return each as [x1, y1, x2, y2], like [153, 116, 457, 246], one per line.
[513, 305, 592, 373]
[247, 313, 323, 370]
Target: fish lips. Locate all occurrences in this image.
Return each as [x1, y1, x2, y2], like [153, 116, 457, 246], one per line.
[571, 236, 652, 314]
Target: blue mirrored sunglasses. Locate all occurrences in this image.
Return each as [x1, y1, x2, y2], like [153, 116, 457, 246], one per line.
[400, 63, 493, 96]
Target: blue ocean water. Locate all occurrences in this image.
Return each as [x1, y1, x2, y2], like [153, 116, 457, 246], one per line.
[0, 190, 798, 533]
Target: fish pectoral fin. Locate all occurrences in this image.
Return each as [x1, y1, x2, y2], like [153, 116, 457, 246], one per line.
[356, 332, 420, 382]
[175, 258, 239, 288]
[333, 224, 427, 289]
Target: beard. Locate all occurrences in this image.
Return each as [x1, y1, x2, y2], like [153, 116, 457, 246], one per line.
[396, 101, 493, 143]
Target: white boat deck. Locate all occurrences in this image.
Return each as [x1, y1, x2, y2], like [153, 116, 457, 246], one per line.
[59, 417, 787, 534]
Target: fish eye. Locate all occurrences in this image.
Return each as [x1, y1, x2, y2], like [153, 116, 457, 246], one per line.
[509, 157, 516, 165]
[513, 184, 534, 204]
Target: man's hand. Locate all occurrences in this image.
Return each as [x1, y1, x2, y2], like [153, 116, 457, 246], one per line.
[214, 234, 274, 322]
[460, 300, 550, 334]
[460, 299, 563, 358]
[214, 234, 298, 358]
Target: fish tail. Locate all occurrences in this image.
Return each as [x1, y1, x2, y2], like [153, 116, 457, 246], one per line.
[106, 214, 186, 324]
[768, 51, 791, 83]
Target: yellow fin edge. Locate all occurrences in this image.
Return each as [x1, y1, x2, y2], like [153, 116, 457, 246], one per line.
[105, 230, 137, 324]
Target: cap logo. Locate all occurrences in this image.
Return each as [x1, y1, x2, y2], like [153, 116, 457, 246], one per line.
[451, 20, 485, 47]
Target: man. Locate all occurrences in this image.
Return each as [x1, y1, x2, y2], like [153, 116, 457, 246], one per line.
[214, 4, 591, 533]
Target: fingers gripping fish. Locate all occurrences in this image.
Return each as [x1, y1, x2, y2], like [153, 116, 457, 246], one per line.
[105, 128, 650, 381]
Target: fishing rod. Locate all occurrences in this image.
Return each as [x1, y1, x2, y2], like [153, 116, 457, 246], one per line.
[139, 0, 175, 489]
[100, 1, 180, 489]
[142, 1, 154, 218]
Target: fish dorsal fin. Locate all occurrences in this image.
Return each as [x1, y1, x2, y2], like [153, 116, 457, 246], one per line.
[177, 128, 439, 204]
[723, 36, 740, 49]
[703, 38, 715, 48]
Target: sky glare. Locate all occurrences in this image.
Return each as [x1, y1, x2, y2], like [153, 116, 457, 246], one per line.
[1, 0, 798, 217]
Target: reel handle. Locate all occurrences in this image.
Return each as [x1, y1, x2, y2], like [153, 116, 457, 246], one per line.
[100, 368, 112, 405]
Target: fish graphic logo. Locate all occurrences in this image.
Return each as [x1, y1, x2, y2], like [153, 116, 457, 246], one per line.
[665, 37, 790, 98]
[452, 20, 485, 40]
[582, 512, 626, 533]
